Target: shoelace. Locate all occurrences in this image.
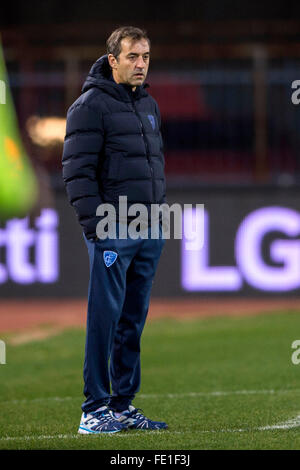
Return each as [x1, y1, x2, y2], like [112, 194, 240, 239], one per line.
[126, 407, 147, 420]
[92, 409, 117, 424]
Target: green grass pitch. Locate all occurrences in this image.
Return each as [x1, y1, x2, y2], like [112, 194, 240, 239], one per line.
[1, 311, 300, 449]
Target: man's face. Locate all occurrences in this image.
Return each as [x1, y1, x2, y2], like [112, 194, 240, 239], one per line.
[108, 37, 150, 89]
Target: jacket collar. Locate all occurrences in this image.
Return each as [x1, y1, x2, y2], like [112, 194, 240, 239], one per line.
[82, 54, 149, 102]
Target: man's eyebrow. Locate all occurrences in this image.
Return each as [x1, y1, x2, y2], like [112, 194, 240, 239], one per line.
[126, 52, 150, 56]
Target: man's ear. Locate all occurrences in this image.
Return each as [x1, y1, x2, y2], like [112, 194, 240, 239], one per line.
[108, 54, 118, 70]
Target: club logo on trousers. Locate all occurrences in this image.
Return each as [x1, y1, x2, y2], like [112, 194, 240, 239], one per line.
[103, 250, 118, 267]
[147, 114, 155, 130]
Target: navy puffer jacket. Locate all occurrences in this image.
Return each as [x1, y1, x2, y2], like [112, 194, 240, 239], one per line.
[62, 55, 166, 240]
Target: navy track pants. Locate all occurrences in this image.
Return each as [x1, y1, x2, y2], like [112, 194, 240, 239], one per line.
[81, 226, 165, 413]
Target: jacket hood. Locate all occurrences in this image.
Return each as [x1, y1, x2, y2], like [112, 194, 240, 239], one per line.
[82, 54, 149, 101]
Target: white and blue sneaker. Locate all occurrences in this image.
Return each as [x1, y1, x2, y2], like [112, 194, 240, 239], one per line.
[78, 406, 127, 434]
[111, 405, 168, 430]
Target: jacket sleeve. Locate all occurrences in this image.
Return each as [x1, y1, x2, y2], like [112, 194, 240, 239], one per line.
[62, 102, 104, 240]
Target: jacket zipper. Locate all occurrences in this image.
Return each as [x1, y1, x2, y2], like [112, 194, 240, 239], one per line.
[131, 99, 156, 203]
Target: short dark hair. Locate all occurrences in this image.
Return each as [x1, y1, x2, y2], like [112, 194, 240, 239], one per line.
[106, 26, 150, 59]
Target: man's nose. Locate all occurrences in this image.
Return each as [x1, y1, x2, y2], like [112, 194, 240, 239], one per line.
[136, 56, 146, 68]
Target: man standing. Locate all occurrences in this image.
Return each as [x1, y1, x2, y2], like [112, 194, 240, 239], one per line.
[62, 26, 167, 434]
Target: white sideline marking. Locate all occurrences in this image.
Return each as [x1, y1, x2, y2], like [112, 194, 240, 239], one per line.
[0, 431, 238, 442]
[3, 396, 75, 405]
[139, 389, 300, 399]
[2, 414, 300, 443]
[2, 389, 300, 443]
[258, 415, 300, 430]
[2, 388, 300, 406]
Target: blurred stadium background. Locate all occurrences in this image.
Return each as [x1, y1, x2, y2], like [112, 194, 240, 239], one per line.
[2, 0, 300, 318]
[3, 0, 300, 451]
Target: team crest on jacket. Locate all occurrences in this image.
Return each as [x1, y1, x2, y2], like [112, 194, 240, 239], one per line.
[103, 251, 118, 267]
[147, 114, 155, 130]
